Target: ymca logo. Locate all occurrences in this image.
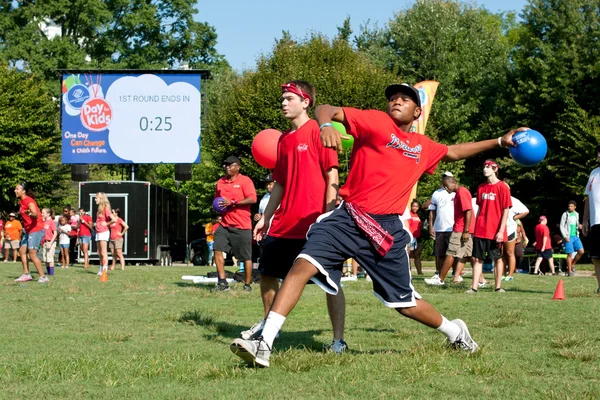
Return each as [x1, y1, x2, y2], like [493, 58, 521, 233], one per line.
[297, 143, 308, 152]
[386, 134, 422, 163]
[481, 192, 497, 201]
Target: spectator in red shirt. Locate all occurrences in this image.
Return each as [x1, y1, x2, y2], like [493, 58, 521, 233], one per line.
[77, 208, 93, 269]
[230, 82, 526, 368]
[533, 215, 556, 275]
[233, 80, 347, 353]
[213, 155, 257, 291]
[14, 183, 48, 283]
[470, 160, 512, 294]
[425, 176, 475, 286]
[407, 200, 424, 275]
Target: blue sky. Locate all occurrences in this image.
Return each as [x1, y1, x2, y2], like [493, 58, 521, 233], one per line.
[195, 0, 528, 72]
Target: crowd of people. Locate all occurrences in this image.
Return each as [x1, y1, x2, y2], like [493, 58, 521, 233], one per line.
[1, 187, 129, 282]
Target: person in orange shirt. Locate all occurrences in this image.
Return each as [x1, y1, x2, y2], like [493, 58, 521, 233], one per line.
[3, 213, 22, 262]
[205, 215, 221, 267]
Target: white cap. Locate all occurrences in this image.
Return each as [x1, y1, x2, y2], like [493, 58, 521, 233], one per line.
[442, 171, 453, 177]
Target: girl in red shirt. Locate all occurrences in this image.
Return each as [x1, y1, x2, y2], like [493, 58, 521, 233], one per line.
[109, 208, 129, 271]
[407, 200, 424, 275]
[14, 183, 48, 283]
[94, 192, 117, 275]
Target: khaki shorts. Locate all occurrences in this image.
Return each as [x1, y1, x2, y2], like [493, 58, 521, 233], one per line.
[4, 240, 21, 249]
[446, 232, 473, 259]
[41, 241, 57, 263]
[109, 238, 124, 251]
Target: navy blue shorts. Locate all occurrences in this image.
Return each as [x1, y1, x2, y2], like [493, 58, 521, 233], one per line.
[259, 236, 307, 280]
[297, 205, 420, 308]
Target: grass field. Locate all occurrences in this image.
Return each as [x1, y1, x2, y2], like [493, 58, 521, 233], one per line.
[1, 262, 599, 399]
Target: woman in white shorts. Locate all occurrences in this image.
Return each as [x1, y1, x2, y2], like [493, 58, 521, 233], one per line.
[95, 193, 117, 275]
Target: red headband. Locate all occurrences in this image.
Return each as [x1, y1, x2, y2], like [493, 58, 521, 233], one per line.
[281, 83, 312, 106]
[484, 160, 498, 169]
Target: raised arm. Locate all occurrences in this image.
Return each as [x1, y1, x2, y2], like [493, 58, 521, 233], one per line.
[443, 128, 527, 162]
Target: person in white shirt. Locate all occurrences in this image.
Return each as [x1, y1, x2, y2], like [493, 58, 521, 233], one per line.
[428, 171, 456, 276]
[582, 145, 600, 293]
[502, 194, 529, 281]
[254, 174, 275, 222]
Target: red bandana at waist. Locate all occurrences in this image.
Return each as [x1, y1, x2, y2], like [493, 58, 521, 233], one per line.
[281, 83, 312, 106]
[344, 202, 394, 256]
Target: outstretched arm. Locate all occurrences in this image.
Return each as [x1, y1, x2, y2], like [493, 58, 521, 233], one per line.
[443, 127, 527, 162]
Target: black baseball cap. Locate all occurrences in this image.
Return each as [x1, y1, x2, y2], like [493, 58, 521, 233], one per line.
[385, 83, 421, 107]
[263, 173, 274, 182]
[224, 156, 241, 166]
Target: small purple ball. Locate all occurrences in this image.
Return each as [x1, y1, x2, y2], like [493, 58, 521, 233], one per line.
[213, 197, 227, 213]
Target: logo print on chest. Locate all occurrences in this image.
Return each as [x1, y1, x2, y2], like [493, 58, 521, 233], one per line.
[386, 134, 422, 164]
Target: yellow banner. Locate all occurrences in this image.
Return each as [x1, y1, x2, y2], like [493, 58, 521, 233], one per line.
[407, 80, 439, 211]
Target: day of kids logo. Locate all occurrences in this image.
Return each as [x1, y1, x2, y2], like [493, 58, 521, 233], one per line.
[62, 74, 112, 132]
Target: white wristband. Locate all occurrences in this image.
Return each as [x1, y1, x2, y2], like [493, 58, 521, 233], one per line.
[497, 137, 502, 147]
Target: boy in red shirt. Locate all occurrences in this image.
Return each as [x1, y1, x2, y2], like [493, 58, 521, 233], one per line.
[213, 155, 257, 291]
[425, 176, 475, 285]
[469, 160, 512, 293]
[231, 82, 525, 368]
[533, 215, 556, 275]
[233, 80, 346, 353]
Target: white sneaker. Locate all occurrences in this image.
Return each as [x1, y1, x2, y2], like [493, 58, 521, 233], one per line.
[455, 275, 463, 283]
[15, 274, 33, 282]
[478, 281, 488, 288]
[424, 275, 445, 286]
[323, 339, 349, 354]
[450, 319, 478, 353]
[241, 319, 265, 340]
[230, 338, 271, 367]
[38, 276, 49, 283]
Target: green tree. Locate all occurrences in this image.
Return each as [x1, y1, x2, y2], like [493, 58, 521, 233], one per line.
[0, 0, 227, 91]
[0, 64, 65, 213]
[355, 0, 516, 199]
[508, 0, 600, 214]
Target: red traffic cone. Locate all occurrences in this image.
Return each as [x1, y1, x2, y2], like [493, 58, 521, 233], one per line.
[100, 268, 108, 283]
[552, 279, 565, 300]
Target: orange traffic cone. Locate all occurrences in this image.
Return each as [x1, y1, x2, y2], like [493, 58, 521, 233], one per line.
[552, 279, 565, 300]
[100, 268, 108, 283]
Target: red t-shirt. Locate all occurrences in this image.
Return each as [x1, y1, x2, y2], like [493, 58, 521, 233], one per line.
[535, 224, 552, 251]
[269, 119, 338, 239]
[95, 207, 112, 233]
[0, 220, 3, 232]
[43, 219, 57, 242]
[408, 211, 422, 239]
[453, 186, 476, 233]
[20, 196, 44, 233]
[340, 108, 448, 215]
[110, 217, 124, 240]
[474, 181, 512, 240]
[78, 214, 92, 236]
[215, 174, 257, 230]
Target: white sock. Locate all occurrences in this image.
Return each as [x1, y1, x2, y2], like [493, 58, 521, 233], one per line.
[437, 316, 460, 342]
[261, 311, 286, 347]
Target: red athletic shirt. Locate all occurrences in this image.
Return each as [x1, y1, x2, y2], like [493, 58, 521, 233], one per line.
[78, 214, 92, 236]
[215, 174, 257, 230]
[340, 108, 448, 215]
[43, 219, 57, 242]
[269, 119, 338, 239]
[20, 196, 44, 233]
[110, 217, 124, 240]
[408, 211, 422, 238]
[95, 207, 112, 233]
[534, 224, 552, 251]
[453, 186, 476, 233]
[474, 181, 512, 240]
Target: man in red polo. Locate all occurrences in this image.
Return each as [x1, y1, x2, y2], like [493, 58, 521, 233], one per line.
[214, 155, 257, 291]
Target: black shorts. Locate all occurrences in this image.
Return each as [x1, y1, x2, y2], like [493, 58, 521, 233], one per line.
[590, 225, 600, 259]
[537, 249, 553, 260]
[435, 232, 452, 258]
[258, 236, 306, 279]
[298, 205, 420, 308]
[472, 237, 503, 261]
[213, 225, 252, 261]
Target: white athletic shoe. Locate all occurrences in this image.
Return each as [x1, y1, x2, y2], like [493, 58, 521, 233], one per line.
[241, 319, 265, 340]
[424, 275, 445, 286]
[323, 339, 349, 354]
[230, 337, 271, 367]
[450, 319, 478, 353]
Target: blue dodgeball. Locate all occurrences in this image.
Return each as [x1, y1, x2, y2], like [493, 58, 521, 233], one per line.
[509, 129, 547, 167]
